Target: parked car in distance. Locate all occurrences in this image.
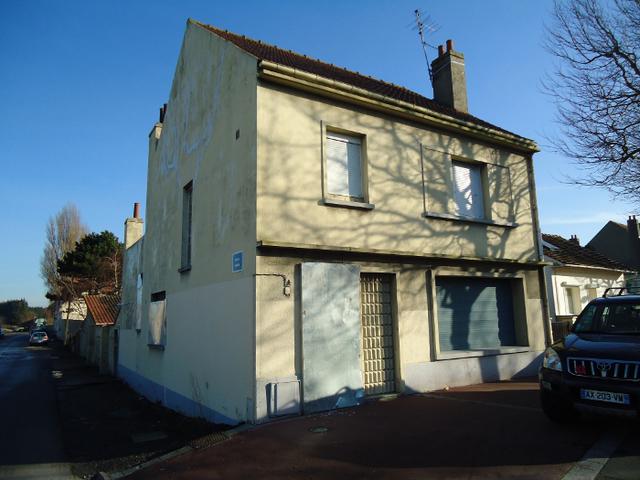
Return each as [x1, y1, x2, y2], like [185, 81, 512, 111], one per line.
[539, 288, 640, 421]
[29, 331, 48, 346]
[0, 326, 4, 339]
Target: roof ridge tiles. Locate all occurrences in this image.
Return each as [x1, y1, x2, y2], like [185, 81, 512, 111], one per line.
[542, 233, 630, 271]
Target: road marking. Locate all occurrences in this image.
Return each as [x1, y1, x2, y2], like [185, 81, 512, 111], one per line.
[561, 427, 627, 480]
[419, 392, 541, 412]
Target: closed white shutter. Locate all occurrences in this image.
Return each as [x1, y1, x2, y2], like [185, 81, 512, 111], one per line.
[326, 133, 363, 199]
[148, 299, 166, 346]
[453, 161, 484, 218]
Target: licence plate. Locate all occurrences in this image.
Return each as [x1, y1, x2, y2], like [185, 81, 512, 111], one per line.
[580, 389, 631, 405]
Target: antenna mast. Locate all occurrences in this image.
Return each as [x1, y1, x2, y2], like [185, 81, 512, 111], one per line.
[413, 9, 439, 86]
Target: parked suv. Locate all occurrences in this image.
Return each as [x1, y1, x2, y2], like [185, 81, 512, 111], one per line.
[539, 288, 640, 421]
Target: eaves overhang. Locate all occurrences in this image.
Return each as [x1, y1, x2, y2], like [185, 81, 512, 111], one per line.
[257, 60, 540, 155]
[257, 240, 548, 268]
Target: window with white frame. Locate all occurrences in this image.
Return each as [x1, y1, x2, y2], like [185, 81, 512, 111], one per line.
[452, 161, 485, 219]
[564, 286, 581, 314]
[325, 132, 364, 201]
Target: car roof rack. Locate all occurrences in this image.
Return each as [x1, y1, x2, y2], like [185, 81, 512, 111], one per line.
[603, 287, 628, 298]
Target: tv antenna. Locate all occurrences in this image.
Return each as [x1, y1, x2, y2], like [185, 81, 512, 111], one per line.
[411, 9, 440, 86]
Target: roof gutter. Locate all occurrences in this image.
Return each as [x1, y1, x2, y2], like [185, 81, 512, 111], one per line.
[258, 60, 539, 154]
[555, 263, 633, 274]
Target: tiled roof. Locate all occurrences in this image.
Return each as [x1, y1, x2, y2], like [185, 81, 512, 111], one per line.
[84, 295, 120, 326]
[542, 234, 630, 271]
[193, 21, 521, 139]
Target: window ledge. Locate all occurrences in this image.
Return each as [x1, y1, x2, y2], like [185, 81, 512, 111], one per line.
[321, 198, 375, 210]
[436, 346, 531, 361]
[147, 344, 165, 351]
[422, 211, 517, 228]
[178, 265, 192, 274]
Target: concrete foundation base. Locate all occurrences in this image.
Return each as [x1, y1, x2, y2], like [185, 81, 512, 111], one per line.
[403, 350, 543, 393]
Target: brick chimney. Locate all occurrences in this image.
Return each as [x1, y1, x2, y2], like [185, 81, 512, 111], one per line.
[124, 202, 144, 249]
[430, 39, 468, 113]
[569, 234, 580, 246]
[627, 215, 640, 269]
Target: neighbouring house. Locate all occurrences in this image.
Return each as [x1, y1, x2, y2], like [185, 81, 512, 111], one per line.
[116, 20, 548, 425]
[587, 216, 640, 293]
[78, 294, 120, 374]
[542, 233, 629, 340]
[53, 298, 86, 344]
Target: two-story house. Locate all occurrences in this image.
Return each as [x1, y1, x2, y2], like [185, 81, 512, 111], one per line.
[117, 19, 547, 425]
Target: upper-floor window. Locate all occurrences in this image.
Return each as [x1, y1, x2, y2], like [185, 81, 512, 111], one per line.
[181, 181, 193, 271]
[326, 132, 364, 201]
[452, 161, 485, 219]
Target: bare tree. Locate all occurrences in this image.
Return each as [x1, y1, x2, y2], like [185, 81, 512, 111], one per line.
[545, 0, 640, 203]
[40, 203, 88, 297]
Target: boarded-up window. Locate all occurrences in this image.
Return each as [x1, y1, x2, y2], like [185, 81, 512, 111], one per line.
[148, 291, 166, 348]
[135, 273, 143, 331]
[326, 132, 363, 200]
[452, 161, 484, 219]
[181, 181, 193, 270]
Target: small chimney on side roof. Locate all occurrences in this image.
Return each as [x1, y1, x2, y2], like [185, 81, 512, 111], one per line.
[124, 202, 144, 249]
[569, 235, 580, 246]
[430, 39, 468, 113]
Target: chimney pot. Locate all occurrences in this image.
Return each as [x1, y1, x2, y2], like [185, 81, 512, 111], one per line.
[133, 202, 140, 219]
[446, 39, 454, 51]
[438, 44, 445, 57]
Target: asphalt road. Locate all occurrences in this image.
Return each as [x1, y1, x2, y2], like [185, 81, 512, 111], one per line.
[0, 333, 73, 479]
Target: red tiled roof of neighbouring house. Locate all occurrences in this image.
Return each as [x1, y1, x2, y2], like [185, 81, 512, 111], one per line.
[192, 21, 523, 139]
[84, 295, 120, 326]
[542, 234, 631, 271]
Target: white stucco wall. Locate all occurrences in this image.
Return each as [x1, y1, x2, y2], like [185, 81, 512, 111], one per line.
[255, 83, 539, 263]
[254, 254, 546, 422]
[117, 21, 258, 425]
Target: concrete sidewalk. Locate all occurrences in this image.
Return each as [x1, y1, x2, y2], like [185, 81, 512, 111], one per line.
[49, 341, 222, 478]
[127, 378, 617, 480]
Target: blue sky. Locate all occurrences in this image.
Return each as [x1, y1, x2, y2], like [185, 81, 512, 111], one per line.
[0, 0, 635, 307]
